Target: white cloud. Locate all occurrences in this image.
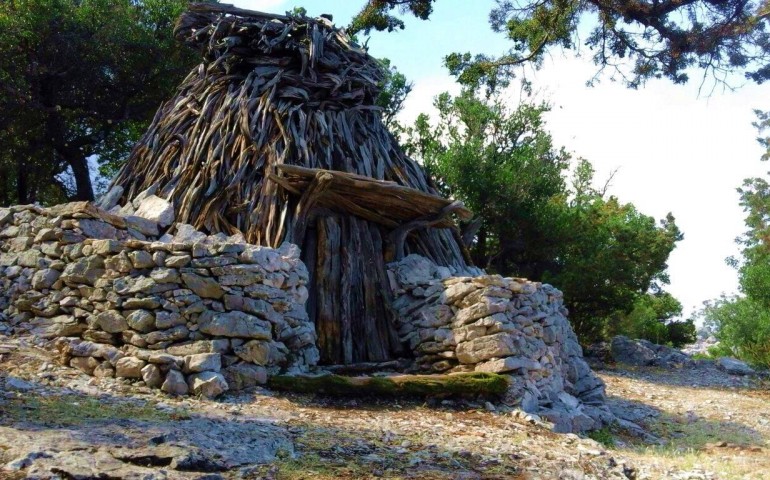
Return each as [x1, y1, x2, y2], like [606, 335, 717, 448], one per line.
[397, 76, 461, 125]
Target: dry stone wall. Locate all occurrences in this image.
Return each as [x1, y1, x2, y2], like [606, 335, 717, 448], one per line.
[388, 255, 613, 432]
[0, 199, 614, 431]
[0, 203, 318, 398]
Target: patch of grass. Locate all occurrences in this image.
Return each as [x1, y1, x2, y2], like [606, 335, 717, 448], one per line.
[587, 427, 615, 447]
[2, 394, 184, 426]
[245, 423, 522, 480]
[690, 352, 712, 361]
[644, 413, 762, 452]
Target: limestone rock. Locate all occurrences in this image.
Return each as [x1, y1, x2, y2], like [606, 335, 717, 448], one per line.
[91, 239, 122, 255]
[184, 353, 222, 373]
[155, 311, 184, 329]
[165, 254, 191, 268]
[123, 297, 161, 309]
[223, 363, 267, 390]
[115, 356, 146, 378]
[69, 356, 100, 375]
[126, 310, 155, 333]
[77, 219, 118, 239]
[475, 356, 542, 373]
[234, 340, 270, 365]
[96, 310, 128, 333]
[188, 371, 228, 398]
[199, 311, 272, 339]
[93, 361, 115, 378]
[456, 333, 517, 364]
[717, 357, 755, 376]
[31, 268, 61, 290]
[181, 272, 224, 299]
[95, 185, 124, 211]
[128, 250, 154, 269]
[141, 363, 164, 388]
[150, 267, 181, 284]
[144, 325, 189, 345]
[172, 223, 207, 243]
[31, 315, 86, 338]
[161, 369, 189, 395]
[125, 215, 159, 237]
[17, 250, 43, 268]
[134, 195, 175, 227]
[61, 256, 105, 286]
[610, 336, 656, 366]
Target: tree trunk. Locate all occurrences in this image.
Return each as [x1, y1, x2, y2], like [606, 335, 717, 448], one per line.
[65, 153, 95, 201]
[475, 226, 488, 267]
[16, 157, 28, 205]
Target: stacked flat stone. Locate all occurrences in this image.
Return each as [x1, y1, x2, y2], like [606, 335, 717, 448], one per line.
[0, 203, 319, 398]
[388, 255, 613, 432]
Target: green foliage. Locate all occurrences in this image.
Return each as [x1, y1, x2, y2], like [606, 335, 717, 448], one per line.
[348, 0, 434, 35]
[548, 192, 682, 342]
[608, 293, 694, 347]
[703, 296, 770, 367]
[587, 426, 616, 447]
[0, 0, 208, 205]
[666, 320, 697, 348]
[375, 58, 412, 130]
[406, 92, 570, 280]
[701, 110, 770, 368]
[406, 92, 681, 343]
[351, 0, 770, 91]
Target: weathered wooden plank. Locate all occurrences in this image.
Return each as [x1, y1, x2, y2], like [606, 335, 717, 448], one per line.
[316, 216, 342, 364]
[275, 164, 473, 223]
[268, 372, 509, 397]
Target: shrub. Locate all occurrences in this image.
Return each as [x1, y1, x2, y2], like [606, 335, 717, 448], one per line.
[703, 296, 770, 368]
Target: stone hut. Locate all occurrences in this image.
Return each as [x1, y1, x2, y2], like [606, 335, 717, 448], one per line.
[110, 3, 477, 365]
[0, 4, 613, 432]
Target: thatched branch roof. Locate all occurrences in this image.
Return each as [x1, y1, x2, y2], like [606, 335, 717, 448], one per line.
[174, 2, 383, 109]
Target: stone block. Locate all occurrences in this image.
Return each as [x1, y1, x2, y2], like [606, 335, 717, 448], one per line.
[188, 371, 228, 398]
[115, 356, 146, 378]
[184, 353, 222, 373]
[199, 311, 271, 339]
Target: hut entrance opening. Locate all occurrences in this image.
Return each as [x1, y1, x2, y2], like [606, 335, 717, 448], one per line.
[111, 3, 475, 365]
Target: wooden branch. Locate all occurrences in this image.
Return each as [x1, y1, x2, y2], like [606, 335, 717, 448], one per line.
[385, 200, 467, 262]
[266, 172, 302, 196]
[461, 217, 483, 248]
[188, 2, 291, 21]
[267, 372, 509, 397]
[272, 165, 473, 229]
[290, 171, 333, 244]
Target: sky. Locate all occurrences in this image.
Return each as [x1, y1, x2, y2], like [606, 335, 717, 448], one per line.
[234, 0, 768, 318]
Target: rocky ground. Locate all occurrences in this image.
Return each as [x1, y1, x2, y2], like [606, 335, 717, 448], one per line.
[1, 335, 768, 480]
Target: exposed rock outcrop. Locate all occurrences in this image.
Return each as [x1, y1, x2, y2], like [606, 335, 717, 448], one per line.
[588, 335, 694, 369]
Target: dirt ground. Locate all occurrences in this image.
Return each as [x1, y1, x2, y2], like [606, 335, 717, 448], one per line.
[0, 335, 768, 479]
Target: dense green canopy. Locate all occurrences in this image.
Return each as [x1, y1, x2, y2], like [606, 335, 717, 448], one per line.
[351, 0, 770, 90]
[406, 92, 683, 342]
[0, 0, 208, 206]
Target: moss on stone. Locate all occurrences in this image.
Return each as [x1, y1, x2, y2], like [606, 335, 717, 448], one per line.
[267, 371, 509, 397]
